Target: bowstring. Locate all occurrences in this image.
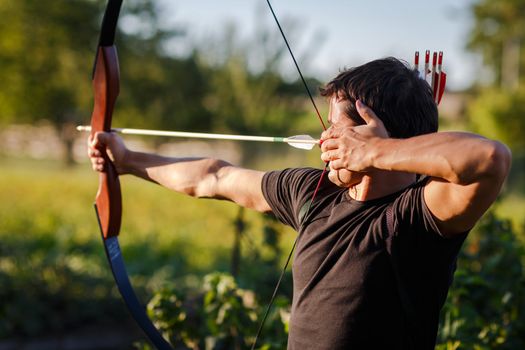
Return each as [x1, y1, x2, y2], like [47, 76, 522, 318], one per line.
[265, 0, 326, 131]
[251, 1, 329, 348]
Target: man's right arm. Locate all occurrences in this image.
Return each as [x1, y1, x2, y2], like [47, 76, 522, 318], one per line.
[88, 132, 272, 213]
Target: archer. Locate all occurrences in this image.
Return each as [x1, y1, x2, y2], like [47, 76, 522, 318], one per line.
[88, 58, 511, 349]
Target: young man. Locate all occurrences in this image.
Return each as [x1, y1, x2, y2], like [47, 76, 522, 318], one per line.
[88, 58, 511, 349]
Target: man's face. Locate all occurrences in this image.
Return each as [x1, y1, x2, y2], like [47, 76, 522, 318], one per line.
[327, 96, 354, 127]
[326, 96, 365, 188]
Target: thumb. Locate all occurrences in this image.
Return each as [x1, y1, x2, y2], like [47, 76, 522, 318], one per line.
[91, 131, 113, 149]
[356, 100, 381, 126]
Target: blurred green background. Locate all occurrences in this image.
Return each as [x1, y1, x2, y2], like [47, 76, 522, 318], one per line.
[0, 0, 524, 349]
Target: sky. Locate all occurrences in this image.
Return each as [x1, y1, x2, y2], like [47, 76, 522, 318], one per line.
[157, 0, 479, 91]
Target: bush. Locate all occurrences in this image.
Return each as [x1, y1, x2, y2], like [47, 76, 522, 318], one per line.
[437, 212, 525, 349]
[142, 272, 289, 350]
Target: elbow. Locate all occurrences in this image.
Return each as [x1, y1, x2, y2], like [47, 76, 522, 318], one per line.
[453, 140, 511, 186]
[193, 159, 232, 199]
[482, 140, 512, 184]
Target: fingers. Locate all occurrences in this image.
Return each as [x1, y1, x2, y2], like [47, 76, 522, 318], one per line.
[327, 169, 341, 187]
[320, 149, 332, 163]
[88, 147, 102, 158]
[320, 149, 345, 169]
[89, 146, 105, 172]
[320, 138, 338, 152]
[328, 158, 344, 170]
[321, 126, 343, 142]
[92, 157, 106, 172]
[356, 100, 381, 126]
[320, 126, 354, 154]
[87, 132, 109, 173]
[87, 131, 128, 175]
[320, 148, 334, 163]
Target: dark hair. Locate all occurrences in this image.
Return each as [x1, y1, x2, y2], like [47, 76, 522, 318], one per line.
[320, 57, 438, 138]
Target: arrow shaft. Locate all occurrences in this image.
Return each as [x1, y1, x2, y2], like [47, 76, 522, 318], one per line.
[78, 125, 318, 145]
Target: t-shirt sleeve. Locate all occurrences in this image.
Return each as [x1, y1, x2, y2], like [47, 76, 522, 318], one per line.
[261, 168, 323, 231]
[390, 179, 444, 238]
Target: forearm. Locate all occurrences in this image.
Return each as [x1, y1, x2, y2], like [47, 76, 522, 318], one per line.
[371, 132, 511, 185]
[122, 150, 231, 198]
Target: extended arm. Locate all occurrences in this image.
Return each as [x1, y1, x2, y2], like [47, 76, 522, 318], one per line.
[88, 132, 272, 213]
[321, 101, 512, 236]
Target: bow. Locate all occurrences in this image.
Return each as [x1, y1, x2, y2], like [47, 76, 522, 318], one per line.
[89, 1, 173, 348]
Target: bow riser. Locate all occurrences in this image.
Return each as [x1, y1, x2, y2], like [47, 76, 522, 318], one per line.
[90, 46, 122, 239]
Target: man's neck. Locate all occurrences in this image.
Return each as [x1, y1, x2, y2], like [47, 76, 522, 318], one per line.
[348, 171, 417, 201]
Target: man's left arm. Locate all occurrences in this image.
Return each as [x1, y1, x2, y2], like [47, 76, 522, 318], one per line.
[321, 101, 512, 237]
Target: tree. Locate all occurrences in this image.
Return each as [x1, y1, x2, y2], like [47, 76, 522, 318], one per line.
[467, 0, 525, 89]
[0, 1, 96, 126]
[468, 86, 525, 151]
[0, 0, 210, 164]
[466, 0, 525, 188]
[191, 19, 323, 167]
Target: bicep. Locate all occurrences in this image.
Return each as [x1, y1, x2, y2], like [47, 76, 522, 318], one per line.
[214, 166, 271, 213]
[423, 177, 502, 237]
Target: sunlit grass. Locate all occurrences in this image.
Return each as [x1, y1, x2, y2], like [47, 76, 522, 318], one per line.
[0, 157, 296, 276]
[0, 156, 299, 336]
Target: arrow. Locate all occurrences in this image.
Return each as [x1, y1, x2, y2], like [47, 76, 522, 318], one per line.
[77, 125, 320, 150]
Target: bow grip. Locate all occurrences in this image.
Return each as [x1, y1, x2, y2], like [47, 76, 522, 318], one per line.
[91, 46, 122, 238]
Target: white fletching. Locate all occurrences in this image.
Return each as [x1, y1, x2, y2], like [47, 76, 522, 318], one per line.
[284, 135, 319, 150]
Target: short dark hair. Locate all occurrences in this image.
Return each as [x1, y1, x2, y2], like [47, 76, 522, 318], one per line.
[320, 57, 438, 138]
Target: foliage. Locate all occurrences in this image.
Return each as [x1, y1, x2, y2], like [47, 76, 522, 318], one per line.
[0, 0, 96, 125]
[140, 272, 289, 350]
[0, 0, 189, 127]
[146, 286, 200, 349]
[467, 0, 525, 86]
[202, 273, 257, 349]
[193, 18, 323, 139]
[437, 212, 525, 349]
[466, 0, 525, 222]
[468, 86, 525, 151]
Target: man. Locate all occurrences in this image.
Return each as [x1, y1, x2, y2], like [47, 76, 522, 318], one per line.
[88, 58, 511, 349]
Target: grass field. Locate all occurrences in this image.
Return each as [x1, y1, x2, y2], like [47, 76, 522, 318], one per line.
[1, 156, 300, 268]
[0, 156, 297, 337]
